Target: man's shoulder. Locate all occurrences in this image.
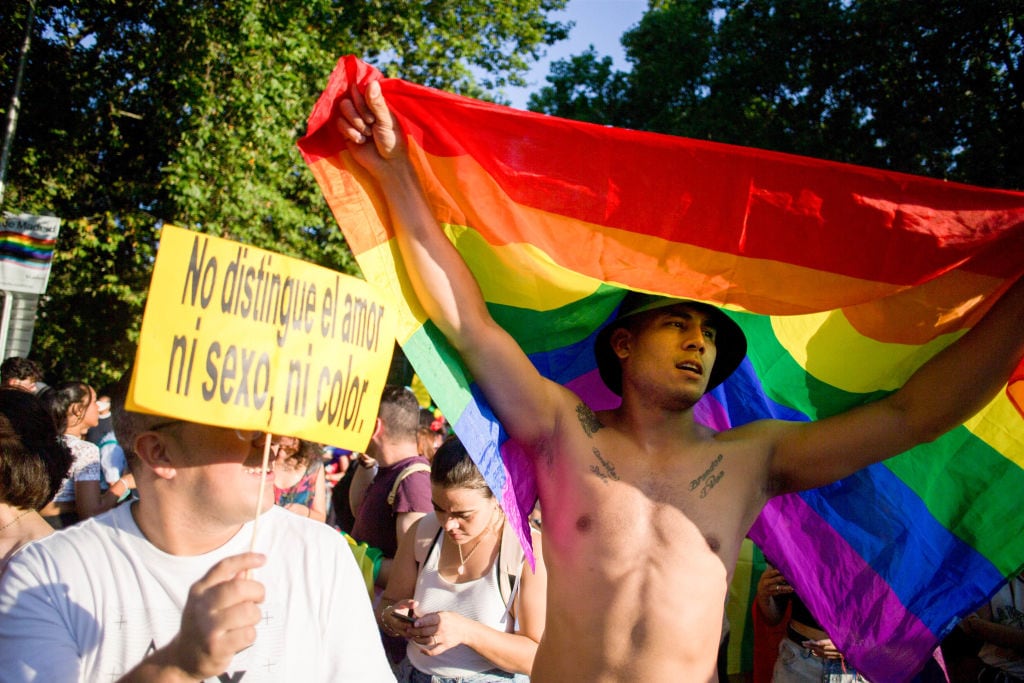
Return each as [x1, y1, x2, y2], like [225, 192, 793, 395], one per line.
[389, 457, 432, 500]
[371, 456, 430, 492]
[384, 455, 430, 474]
[394, 456, 430, 480]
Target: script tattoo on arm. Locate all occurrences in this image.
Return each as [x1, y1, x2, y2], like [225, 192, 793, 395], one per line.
[577, 404, 616, 483]
[576, 403, 604, 437]
[589, 447, 619, 484]
[689, 454, 725, 499]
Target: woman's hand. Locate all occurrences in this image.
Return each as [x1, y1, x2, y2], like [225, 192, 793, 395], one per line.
[801, 637, 843, 660]
[754, 566, 793, 626]
[354, 452, 377, 470]
[381, 599, 418, 639]
[408, 610, 474, 656]
[756, 566, 793, 602]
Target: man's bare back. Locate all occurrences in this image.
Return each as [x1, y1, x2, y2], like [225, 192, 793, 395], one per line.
[528, 398, 772, 682]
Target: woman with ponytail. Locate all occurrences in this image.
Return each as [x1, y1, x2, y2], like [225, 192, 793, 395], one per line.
[39, 382, 132, 527]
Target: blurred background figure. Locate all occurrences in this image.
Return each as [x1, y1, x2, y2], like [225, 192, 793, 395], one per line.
[85, 385, 113, 446]
[0, 358, 43, 394]
[0, 388, 73, 572]
[957, 572, 1024, 683]
[328, 448, 360, 534]
[417, 408, 446, 462]
[349, 385, 432, 592]
[38, 381, 131, 528]
[324, 446, 353, 488]
[83, 384, 133, 501]
[97, 430, 131, 500]
[271, 435, 328, 522]
[755, 565, 870, 682]
[754, 564, 948, 683]
[381, 436, 547, 681]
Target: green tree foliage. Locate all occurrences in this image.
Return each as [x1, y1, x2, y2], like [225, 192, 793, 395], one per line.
[530, 0, 1024, 190]
[522, 47, 632, 126]
[0, 0, 568, 385]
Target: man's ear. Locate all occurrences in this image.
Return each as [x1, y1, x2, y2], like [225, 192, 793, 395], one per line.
[610, 326, 633, 361]
[371, 416, 385, 441]
[133, 433, 177, 480]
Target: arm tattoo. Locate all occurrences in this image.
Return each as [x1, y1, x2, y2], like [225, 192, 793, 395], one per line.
[589, 447, 619, 484]
[577, 404, 615, 483]
[576, 403, 604, 437]
[689, 454, 725, 499]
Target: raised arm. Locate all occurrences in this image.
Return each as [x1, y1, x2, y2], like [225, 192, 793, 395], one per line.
[336, 82, 569, 448]
[766, 275, 1024, 493]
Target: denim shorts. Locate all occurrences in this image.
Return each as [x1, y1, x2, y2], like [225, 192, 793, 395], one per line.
[773, 637, 869, 683]
[395, 657, 528, 683]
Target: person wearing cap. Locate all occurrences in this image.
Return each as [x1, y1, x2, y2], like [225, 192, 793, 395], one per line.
[0, 370, 395, 682]
[336, 81, 1024, 682]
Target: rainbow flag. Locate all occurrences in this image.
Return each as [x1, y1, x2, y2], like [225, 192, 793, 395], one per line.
[0, 229, 57, 267]
[299, 56, 1024, 681]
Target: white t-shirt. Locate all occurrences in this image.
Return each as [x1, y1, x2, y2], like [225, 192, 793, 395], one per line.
[0, 504, 394, 682]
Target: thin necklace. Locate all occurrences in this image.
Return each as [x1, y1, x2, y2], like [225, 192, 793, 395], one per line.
[456, 535, 487, 576]
[455, 507, 502, 575]
[0, 509, 30, 533]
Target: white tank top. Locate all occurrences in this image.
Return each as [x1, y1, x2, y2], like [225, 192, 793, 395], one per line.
[406, 533, 512, 677]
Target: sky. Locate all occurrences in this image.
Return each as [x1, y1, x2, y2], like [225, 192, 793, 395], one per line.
[502, 0, 648, 110]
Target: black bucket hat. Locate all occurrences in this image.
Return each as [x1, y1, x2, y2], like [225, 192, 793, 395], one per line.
[594, 292, 747, 396]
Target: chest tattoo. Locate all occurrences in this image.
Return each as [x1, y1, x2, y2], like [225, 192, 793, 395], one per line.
[576, 403, 604, 437]
[589, 447, 620, 484]
[689, 453, 725, 499]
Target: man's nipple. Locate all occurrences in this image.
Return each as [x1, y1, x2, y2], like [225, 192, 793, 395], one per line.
[575, 515, 593, 532]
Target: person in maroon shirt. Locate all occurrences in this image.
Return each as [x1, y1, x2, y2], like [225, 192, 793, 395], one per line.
[349, 385, 433, 587]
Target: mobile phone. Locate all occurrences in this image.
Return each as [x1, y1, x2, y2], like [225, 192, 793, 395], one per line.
[391, 610, 417, 624]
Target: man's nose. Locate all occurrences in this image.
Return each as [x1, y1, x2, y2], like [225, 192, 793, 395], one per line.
[682, 329, 705, 352]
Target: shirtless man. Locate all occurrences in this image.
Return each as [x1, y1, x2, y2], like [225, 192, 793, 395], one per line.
[336, 80, 1024, 682]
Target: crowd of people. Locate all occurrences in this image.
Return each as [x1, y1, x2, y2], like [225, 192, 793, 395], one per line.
[0, 290, 1020, 683]
[0, 347, 1019, 683]
[0, 357, 394, 680]
[0, 78, 1021, 682]
[0, 352, 555, 681]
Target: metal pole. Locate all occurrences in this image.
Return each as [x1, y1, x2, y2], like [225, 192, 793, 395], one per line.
[0, 291, 13, 359]
[0, 0, 36, 211]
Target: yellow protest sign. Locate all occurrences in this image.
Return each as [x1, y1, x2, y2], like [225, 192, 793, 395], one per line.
[127, 225, 395, 451]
